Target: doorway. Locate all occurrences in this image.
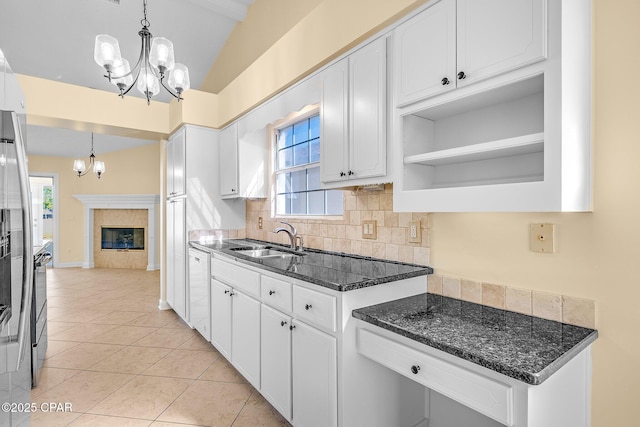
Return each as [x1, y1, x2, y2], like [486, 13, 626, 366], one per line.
[29, 174, 57, 267]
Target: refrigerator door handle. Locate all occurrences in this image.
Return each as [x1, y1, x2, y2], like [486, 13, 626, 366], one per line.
[12, 111, 33, 370]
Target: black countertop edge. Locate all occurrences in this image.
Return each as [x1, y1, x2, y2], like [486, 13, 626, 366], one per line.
[352, 293, 598, 385]
[190, 239, 433, 292]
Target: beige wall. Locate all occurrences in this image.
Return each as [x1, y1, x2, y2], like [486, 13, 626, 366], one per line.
[201, 0, 323, 94]
[27, 142, 161, 266]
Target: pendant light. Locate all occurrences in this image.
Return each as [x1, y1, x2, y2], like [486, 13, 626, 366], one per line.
[73, 133, 105, 179]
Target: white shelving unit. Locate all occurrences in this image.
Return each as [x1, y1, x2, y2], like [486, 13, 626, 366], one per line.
[393, 0, 591, 212]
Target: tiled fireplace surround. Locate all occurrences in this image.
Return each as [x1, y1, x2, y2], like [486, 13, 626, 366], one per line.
[191, 184, 596, 329]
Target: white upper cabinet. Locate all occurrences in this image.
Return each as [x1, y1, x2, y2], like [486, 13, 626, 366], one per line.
[166, 127, 186, 197]
[321, 37, 387, 186]
[393, 0, 592, 212]
[395, 0, 546, 107]
[395, 0, 456, 105]
[456, 0, 546, 87]
[219, 123, 239, 198]
[219, 121, 267, 199]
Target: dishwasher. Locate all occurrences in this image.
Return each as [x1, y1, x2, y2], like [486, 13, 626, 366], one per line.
[31, 250, 51, 387]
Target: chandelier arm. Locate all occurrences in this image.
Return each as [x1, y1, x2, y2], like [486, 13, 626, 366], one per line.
[76, 154, 95, 177]
[158, 77, 182, 100]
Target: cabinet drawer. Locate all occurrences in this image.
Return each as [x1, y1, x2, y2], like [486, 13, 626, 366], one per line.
[261, 275, 292, 313]
[357, 328, 513, 426]
[212, 258, 260, 298]
[292, 286, 336, 332]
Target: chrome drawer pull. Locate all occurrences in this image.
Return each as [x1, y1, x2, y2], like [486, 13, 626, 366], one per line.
[305, 304, 312, 310]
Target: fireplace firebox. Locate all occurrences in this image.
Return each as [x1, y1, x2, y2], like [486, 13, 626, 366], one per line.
[101, 227, 145, 250]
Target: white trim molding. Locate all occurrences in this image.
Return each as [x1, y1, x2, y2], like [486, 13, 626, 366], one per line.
[73, 194, 161, 271]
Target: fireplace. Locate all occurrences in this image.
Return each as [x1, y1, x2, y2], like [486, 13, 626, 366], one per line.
[101, 227, 145, 250]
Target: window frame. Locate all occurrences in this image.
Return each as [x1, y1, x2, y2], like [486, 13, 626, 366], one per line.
[269, 106, 344, 220]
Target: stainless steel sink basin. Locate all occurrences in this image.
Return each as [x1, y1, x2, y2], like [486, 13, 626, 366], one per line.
[230, 247, 297, 258]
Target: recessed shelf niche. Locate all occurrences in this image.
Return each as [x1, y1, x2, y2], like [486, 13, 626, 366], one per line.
[401, 74, 544, 191]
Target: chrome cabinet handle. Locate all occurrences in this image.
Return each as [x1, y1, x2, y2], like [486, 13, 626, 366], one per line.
[411, 365, 421, 375]
[281, 321, 287, 327]
[305, 304, 312, 310]
[269, 290, 276, 295]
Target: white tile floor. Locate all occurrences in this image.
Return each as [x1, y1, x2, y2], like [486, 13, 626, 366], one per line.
[32, 267, 291, 427]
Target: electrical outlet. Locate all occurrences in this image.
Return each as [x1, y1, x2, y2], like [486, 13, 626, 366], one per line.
[408, 220, 421, 243]
[530, 223, 555, 253]
[362, 220, 377, 240]
[258, 217, 263, 229]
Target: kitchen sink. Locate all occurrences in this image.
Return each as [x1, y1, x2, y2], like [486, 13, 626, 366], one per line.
[230, 247, 300, 259]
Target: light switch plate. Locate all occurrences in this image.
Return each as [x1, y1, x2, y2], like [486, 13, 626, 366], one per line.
[362, 220, 377, 240]
[530, 223, 555, 253]
[408, 220, 421, 243]
[258, 217, 263, 229]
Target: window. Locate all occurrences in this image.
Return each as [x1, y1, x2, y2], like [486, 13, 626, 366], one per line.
[275, 114, 343, 216]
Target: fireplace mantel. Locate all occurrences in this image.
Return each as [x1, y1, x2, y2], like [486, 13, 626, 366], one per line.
[74, 194, 160, 270]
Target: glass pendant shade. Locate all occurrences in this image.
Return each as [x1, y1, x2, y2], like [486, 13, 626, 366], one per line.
[168, 63, 190, 93]
[150, 37, 175, 73]
[73, 159, 86, 173]
[137, 68, 160, 97]
[93, 161, 106, 176]
[111, 59, 133, 89]
[94, 35, 122, 71]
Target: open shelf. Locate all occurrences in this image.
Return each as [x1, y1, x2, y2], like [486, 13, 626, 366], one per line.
[404, 133, 544, 166]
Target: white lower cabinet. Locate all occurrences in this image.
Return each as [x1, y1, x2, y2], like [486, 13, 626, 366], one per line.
[291, 319, 337, 427]
[260, 305, 292, 419]
[209, 254, 427, 427]
[188, 248, 210, 341]
[210, 277, 261, 389]
[231, 290, 261, 388]
[210, 279, 232, 359]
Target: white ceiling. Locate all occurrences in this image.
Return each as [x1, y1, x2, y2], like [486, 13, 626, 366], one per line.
[0, 0, 255, 156]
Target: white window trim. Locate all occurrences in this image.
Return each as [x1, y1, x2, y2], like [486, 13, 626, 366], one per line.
[268, 104, 344, 220]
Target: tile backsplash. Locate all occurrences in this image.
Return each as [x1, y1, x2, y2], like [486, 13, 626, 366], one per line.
[193, 184, 596, 329]
[245, 184, 431, 265]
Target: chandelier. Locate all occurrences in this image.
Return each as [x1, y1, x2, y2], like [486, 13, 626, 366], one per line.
[73, 133, 105, 179]
[93, 0, 190, 104]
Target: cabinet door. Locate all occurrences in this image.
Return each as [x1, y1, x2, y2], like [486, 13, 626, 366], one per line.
[211, 279, 232, 359]
[261, 305, 292, 419]
[456, 0, 546, 86]
[167, 199, 187, 321]
[394, 0, 456, 106]
[219, 123, 239, 197]
[320, 58, 349, 183]
[188, 249, 210, 341]
[349, 37, 387, 180]
[165, 202, 175, 308]
[167, 127, 186, 197]
[292, 320, 337, 427]
[231, 290, 261, 389]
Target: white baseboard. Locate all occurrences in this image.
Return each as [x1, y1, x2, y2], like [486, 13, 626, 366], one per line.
[53, 262, 83, 268]
[147, 264, 160, 271]
[158, 300, 171, 310]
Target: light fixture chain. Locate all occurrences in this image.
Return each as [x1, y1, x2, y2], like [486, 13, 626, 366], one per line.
[141, 0, 150, 28]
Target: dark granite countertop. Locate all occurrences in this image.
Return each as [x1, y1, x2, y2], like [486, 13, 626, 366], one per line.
[352, 293, 598, 385]
[190, 239, 433, 292]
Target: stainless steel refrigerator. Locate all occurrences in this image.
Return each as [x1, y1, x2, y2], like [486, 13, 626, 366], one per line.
[0, 47, 34, 426]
